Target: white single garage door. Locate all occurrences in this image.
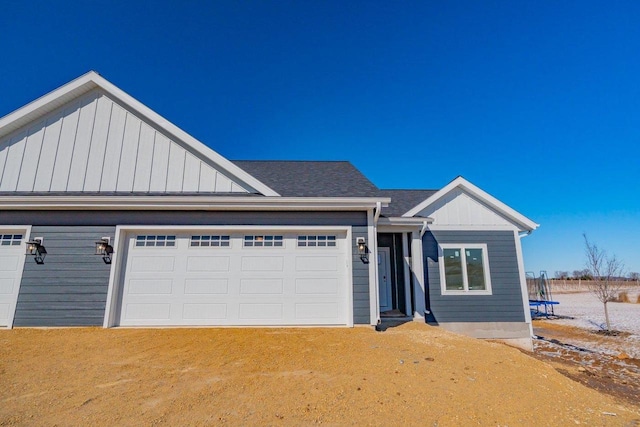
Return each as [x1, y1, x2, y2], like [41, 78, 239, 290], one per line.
[0, 232, 26, 327]
[118, 230, 350, 326]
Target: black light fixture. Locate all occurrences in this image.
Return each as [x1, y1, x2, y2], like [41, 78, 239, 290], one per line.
[95, 237, 114, 264]
[357, 237, 369, 264]
[26, 238, 47, 264]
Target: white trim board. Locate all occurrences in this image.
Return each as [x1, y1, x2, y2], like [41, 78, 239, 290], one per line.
[0, 72, 280, 197]
[403, 176, 538, 232]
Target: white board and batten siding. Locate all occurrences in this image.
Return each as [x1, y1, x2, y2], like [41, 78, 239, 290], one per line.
[418, 188, 515, 228]
[118, 231, 351, 326]
[0, 89, 250, 194]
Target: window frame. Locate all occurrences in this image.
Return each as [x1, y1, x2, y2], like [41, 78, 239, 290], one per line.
[243, 235, 284, 248]
[189, 235, 231, 248]
[134, 235, 177, 248]
[297, 235, 337, 248]
[438, 243, 492, 295]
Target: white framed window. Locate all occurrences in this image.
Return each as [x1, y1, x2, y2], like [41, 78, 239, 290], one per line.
[243, 235, 283, 247]
[190, 235, 230, 247]
[135, 235, 176, 247]
[438, 244, 492, 295]
[297, 235, 337, 247]
[0, 234, 23, 246]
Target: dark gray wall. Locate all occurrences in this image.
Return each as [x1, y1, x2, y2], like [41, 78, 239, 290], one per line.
[352, 226, 370, 324]
[14, 226, 115, 326]
[8, 211, 371, 326]
[0, 210, 367, 227]
[423, 230, 525, 323]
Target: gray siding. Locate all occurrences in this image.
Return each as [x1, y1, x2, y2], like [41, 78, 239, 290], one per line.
[14, 226, 115, 326]
[423, 230, 525, 323]
[352, 226, 370, 324]
[7, 211, 370, 326]
[0, 210, 367, 227]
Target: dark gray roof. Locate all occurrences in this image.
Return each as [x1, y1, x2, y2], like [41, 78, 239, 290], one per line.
[378, 189, 437, 217]
[232, 161, 381, 197]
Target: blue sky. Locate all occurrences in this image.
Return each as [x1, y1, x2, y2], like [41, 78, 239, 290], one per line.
[1, 1, 639, 275]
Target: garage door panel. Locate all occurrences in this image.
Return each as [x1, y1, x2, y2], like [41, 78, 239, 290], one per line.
[182, 303, 227, 320]
[184, 278, 229, 294]
[241, 256, 284, 272]
[240, 278, 283, 294]
[238, 303, 283, 320]
[125, 303, 171, 320]
[0, 256, 20, 271]
[119, 231, 349, 326]
[0, 278, 16, 294]
[295, 278, 338, 294]
[186, 256, 230, 272]
[128, 279, 173, 294]
[130, 256, 175, 272]
[295, 303, 339, 319]
[295, 256, 338, 271]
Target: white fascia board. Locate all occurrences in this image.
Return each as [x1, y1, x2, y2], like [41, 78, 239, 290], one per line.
[0, 71, 280, 197]
[0, 196, 390, 211]
[402, 176, 539, 232]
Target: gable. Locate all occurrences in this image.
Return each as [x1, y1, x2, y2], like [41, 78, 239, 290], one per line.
[0, 72, 279, 196]
[404, 177, 538, 232]
[414, 187, 515, 227]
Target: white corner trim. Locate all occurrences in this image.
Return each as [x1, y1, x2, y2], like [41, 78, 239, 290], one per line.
[0, 71, 280, 197]
[402, 177, 539, 232]
[367, 209, 379, 326]
[514, 230, 533, 335]
[438, 243, 493, 296]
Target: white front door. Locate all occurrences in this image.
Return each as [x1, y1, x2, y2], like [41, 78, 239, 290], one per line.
[0, 232, 27, 327]
[118, 230, 350, 326]
[378, 247, 392, 312]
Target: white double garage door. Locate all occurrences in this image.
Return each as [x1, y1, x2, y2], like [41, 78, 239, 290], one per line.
[118, 229, 351, 326]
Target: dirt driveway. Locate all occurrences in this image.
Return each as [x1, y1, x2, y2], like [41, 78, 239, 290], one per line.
[1, 323, 639, 426]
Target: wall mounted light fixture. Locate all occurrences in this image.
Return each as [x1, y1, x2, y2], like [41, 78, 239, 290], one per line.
[356, 237, 369, 264]
[95, 237, 114, 264]
[26, 237, 47, 264]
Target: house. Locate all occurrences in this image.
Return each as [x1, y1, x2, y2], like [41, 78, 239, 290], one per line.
[0, 72, 538, 349]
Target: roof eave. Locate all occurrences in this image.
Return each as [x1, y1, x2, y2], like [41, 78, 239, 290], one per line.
[0, 195, 390, 211]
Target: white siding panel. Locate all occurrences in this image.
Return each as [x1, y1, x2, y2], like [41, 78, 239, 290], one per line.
[215, 172, 233, 192]
[132, 123, 155, 192]
[16, 123, 46, 191]
[0, 133, 27, 191]
[67, 96, 98, 191]
[100, 104, 127, 191]
[115, 113, 141, 191]
[166, 141, 185, 192]
[50, 102, 81, 191]
[149, 133, 170, 192]
[198, 163, 216, 192]
[422, 189, 513, 227]
[182, 153, 201, 192]
[83, 96, 113, 191]
[0, 143, 8, 185]
[33, 113, 63, 191]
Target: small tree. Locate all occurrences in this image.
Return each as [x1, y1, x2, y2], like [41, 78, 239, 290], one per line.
[555, 271, 569, 280]
[583, 234, 625, 331]
[629, 272, 640, 282]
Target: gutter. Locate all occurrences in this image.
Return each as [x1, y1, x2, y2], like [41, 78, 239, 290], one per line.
[0, 196, 392, 211]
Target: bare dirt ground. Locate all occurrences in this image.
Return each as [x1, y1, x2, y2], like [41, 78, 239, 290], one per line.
[2, 323, 639, 426]
[527, 290, 640, 412]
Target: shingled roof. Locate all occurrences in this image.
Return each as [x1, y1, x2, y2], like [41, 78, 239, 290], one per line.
[378, 189, 438, 217]
[232, 161, 381, 198]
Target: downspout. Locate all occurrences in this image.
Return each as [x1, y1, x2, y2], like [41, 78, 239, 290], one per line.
[373, 202, 382, 328]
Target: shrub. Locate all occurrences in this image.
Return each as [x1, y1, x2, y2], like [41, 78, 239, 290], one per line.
[614, 291, 630, 303]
